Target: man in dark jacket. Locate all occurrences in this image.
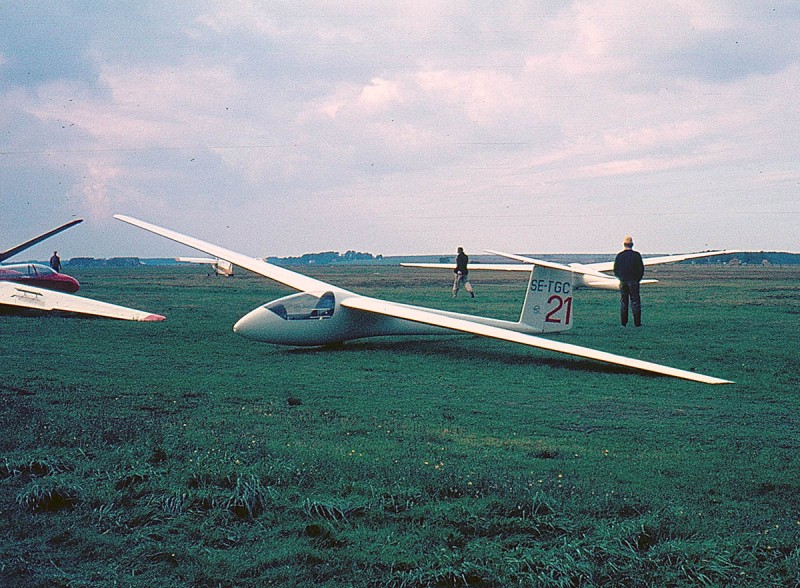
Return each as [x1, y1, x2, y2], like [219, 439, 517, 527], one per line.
[453, 247, 475, 298]
[613, 236, 644, 326]
[49, 251, 61, 273]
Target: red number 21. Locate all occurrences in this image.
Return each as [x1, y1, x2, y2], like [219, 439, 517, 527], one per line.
[545, 295, 573, 324]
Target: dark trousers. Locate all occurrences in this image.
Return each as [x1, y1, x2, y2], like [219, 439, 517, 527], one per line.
[619, 281, 642, 326]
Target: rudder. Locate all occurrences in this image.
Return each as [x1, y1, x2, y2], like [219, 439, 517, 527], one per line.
[519, 265, 574, 333]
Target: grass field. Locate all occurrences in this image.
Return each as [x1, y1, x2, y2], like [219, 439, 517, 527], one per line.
[1, 264, 799, 587]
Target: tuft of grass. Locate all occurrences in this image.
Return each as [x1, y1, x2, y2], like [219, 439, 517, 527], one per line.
[16, 477, 82, 512]
[1, 265, 799, 586]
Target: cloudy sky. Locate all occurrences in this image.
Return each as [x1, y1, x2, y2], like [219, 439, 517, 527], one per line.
[1, 1, 798, 259]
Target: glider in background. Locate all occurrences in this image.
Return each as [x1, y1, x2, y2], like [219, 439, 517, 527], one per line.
[115, 214, 732, 384]
[177, 257, 235, 276]
[1, 219, 165, 321]
[402, 248, 739, 290]
[0, 218, 84, 293]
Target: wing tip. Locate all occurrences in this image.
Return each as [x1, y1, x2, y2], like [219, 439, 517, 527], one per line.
[140, 314, 166, 322]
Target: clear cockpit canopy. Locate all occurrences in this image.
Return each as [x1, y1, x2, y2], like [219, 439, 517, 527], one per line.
[264, 291, 335, 320]
[0, 263, 58, 277]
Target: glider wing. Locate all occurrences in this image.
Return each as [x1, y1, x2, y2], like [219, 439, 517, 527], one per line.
[341, 295, 732, 385]
[587, 250, 740, 273]
[115, 215, 337, 294]
[0, 219, 83, 263]
[484, 250, 617, 279]
[0, 281, 165, 321]
[400, 262, 534, 272]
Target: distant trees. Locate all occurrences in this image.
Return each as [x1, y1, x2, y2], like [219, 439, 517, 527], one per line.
[67, 257, 142, 268]
[267, 251, 382, 265]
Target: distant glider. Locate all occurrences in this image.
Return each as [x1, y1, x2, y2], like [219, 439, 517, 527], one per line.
[0, 219, 84, 293]
[115, 214, 732, 384]
[1, 219, 165, 321]
[403, 248, 739, 290]
[177, 257, 234, 276]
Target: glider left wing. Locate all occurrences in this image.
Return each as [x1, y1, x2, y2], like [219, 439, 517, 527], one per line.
[114, 215, 337, 294]
[0, 281, 165, 321]
[341, 295, 733, 384]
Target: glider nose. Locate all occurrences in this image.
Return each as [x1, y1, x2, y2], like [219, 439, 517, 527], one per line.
[233, 306, 271, 340]
[66, 275, 80, 293]
[58, 274, 81, 293]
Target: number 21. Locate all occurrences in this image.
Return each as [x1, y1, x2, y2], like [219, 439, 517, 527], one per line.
[545, 295, 572, 324]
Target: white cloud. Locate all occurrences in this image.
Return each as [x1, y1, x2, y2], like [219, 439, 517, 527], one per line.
[357, 77, 402, 113]
[1, 1, 798, 255]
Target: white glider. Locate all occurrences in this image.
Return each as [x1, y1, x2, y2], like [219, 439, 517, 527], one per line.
[114, 214, 732, 384]
[177, 257, 235, 276]
[0, 280, 165, 321]
[403, 249, 739, 290]
[1, 218, 165, 321]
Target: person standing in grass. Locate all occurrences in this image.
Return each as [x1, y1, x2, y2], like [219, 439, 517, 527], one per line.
[453, 246, 475, 298]
[49, 251, 61, 272]
[613, 235, 644, 326]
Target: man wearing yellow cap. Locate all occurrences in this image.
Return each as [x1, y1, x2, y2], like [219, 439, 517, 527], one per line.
[613, 236, 644, 327]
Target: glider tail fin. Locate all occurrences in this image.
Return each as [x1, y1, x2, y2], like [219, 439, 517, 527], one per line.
[519, 265, 574, 333]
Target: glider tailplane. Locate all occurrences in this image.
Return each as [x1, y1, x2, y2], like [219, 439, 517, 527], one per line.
[519, 265, 574, 333]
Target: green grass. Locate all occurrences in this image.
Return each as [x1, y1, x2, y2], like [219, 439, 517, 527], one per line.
[1, 264, 799, 586]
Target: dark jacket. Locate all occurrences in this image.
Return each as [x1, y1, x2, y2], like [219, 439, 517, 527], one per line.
[455, 252, 469, 275]
[613, 249, 644, 282]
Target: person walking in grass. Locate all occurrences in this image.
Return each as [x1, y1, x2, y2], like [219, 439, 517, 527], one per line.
[453, 246, 475, 298]
[613, 235, 644, 327]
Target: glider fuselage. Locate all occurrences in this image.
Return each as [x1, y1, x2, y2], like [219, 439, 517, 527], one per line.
[232, 290, 558, 346]
[0, 263, 80, 293]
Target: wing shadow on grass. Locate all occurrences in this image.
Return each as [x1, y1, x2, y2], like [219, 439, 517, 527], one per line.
[284, 335, 657, 379]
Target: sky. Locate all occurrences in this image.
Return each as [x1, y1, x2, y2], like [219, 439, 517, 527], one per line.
[1, 1, 799, 259]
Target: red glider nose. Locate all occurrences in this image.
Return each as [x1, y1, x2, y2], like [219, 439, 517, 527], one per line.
[58, 274, 81, 293]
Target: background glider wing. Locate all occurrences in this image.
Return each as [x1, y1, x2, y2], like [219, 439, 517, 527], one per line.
[403, 250, 618, 281]
[0, 281, 165, 321]
[0, 219, 83, 263]
[484, 250, 618, 279]
[588, 249, 740, 273]
[341, 295, 732, 384]
[176, 257, 219, 264]
[115, 215, 337, 294]
[400, 262, 534, 272]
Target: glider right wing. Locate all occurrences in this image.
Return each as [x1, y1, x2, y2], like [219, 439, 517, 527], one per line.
[0, 281, 165, 321]
[587, 249, 740, 273]
[342, 295, 733, 385]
